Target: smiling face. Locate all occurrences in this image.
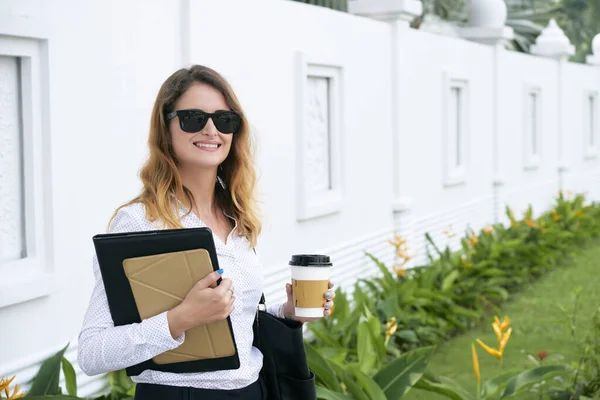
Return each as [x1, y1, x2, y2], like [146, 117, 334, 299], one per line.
[169, 82, 233, 171]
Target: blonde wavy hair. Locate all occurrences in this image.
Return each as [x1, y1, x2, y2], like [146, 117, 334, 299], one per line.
[109, 65, 262, 247]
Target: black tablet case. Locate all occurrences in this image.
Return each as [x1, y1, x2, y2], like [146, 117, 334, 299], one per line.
[92, 227, 240, 376]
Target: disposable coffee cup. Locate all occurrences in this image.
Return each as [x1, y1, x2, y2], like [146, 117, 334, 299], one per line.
[290, 254, 332, 318]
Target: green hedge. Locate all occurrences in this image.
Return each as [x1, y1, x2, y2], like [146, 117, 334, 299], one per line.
[305, 191, 600, 399]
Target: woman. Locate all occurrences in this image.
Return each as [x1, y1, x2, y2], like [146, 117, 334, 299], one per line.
[77, 65, 335, 399]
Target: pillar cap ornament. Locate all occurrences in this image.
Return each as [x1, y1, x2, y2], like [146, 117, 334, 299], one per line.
[348, 0, 423, 26]
[460, 0, 513, 46]
[530, 19, 575, 60]
[586, 33, 600, 65]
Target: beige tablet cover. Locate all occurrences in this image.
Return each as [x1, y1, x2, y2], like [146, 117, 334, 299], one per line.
[123, 249, 235, 365]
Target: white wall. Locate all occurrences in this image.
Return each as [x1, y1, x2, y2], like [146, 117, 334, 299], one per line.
[394, 29, 496, 263]
[562, 62, 600, 199]
[0, 0, 599, 396]
[496, 51, 560, 222]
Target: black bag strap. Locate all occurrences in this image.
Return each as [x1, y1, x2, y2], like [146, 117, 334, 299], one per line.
[252, 247, 267, 308]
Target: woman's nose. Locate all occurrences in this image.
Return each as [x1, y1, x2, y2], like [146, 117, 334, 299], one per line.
[202, 117, 218, 136]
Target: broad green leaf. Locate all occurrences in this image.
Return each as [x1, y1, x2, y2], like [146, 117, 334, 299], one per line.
[501, 365, 568, 398]
[414, 374, 473, 400]
[357, 320, 377, 374]
[317, 347, 349, 364]
[368, 313, 386, 362]
[366, 253, 394, 293]
[307, 324, 342, 348]
[348, 366, 387, 400]
[29, 343, 70, 396]
[361, 279, 383, 298]
[373, 346, 434, 399]
[481, 369, 522, 397]
[329, 361, 371, 400]
[61, 357, 77, 397]
[441, 270, 460, 291]
[305, 342, 342, 392]
[127, 383, 137, 396]
[316, 385, 355, 400]
[396, 330, 419, 343]
[333, 288, 350, 320]
[379, 293, 398, 320]
[353, 284, 372, 311]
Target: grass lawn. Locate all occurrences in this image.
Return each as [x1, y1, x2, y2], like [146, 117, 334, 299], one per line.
[405, 240, 600, 400]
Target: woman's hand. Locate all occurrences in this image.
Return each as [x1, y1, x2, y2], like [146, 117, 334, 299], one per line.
[167, 270, 235, 338]
[282, 281, 335, 323]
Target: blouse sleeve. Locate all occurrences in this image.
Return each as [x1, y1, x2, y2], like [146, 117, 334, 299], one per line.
[77, 207, 185, 376]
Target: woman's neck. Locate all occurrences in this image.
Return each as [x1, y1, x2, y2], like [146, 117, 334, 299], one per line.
[178, 165, 219, 215]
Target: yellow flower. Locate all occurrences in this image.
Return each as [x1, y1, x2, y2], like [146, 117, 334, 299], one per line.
[471, 343, 481, 383]
[389, 233, 407, 250]
[493, 315, 510, 332]
[566, 190, 573, 196]
[467, 233, 479, 247]
[483, 225, 494, 236]
[0, 377, 16, 398]
[7, 384, 24, 399]
[394, 266, 406, 277]
[478, 316, 512, 360]
[384, 317, 398, 346]
[476, 339, 503, 360]
[385, 317, 398, 337]
[461, 254, 472, 268]
[576, 210, 584, 219]
[499, 316, 510, 332]
[524, 217, 537, 228]
[0, 377, 24, 400]
[443, 226, 457, 238]
[492, 322, 502, 347]
[499, 328, 512, 354]
[552, 209, 561, 221]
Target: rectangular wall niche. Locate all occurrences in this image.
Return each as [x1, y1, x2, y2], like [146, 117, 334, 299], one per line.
[523, 85, 542, 170]
[0, 56, 27, 264]
[295, 52, 343, 221]
[443, 72, 469, 187]
[0, 34, 52, 309]
[584, 91, 599, 160]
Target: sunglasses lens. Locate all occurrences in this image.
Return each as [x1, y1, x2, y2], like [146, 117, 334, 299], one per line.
[180, 113, 208, 133]
[214, 112, 241, 134]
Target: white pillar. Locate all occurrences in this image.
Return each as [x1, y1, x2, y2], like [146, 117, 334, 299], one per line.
[348, 0, 422, 265]
[587, 33, 600, 65]
[459, 0, 513, 222]
[348, 0, 422, 27]
[530, 19, 574, 191]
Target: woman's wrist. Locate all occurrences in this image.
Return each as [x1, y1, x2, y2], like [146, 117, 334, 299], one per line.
[167, 304, 188, 338]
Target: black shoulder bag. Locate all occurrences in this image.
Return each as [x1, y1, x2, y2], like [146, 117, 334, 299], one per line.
[252, 294, 317, 400]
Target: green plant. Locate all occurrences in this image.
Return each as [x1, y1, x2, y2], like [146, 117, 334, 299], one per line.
[415, 316, 570, 399]
[2, 343, 135, 400]
[539, 290, 600, 399]
[306, 191, 600, 399]
[305, 303, 436, 399]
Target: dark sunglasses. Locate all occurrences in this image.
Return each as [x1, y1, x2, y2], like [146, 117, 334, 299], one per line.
[166, 109, 241, 134]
